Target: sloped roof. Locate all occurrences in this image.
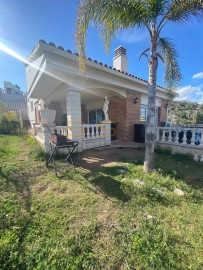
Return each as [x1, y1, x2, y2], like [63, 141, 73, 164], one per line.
[29, 40, 166, 91]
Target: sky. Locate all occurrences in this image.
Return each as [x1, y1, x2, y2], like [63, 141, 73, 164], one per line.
[0, 0, 203, 103]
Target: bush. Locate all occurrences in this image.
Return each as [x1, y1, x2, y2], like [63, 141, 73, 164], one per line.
[0, 114, 20, 135]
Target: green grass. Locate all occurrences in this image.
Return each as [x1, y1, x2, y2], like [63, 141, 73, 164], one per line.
[0, 135, 203, 270]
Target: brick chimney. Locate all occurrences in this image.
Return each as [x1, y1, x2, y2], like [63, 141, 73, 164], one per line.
[113, 46, 128, 73]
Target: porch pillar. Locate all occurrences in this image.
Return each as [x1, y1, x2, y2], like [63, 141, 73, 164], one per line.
[66, 90, 82, 143]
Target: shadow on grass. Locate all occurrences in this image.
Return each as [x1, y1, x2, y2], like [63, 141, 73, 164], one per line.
[90, 174, 129, 202]
[69, 167, 130, 202]
[78, 163, 130, 202]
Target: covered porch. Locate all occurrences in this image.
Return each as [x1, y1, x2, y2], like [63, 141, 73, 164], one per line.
[28, 64, 137, 151]
[31, 86, 126, 151]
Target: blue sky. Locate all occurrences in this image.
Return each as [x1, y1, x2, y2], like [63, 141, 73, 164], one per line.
[0, 0, 203, 103]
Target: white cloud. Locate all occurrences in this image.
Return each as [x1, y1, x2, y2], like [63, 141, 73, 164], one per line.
[175, 84, 203, 103]
[192, 72, 203, 79]
[117, 28, 148, 44]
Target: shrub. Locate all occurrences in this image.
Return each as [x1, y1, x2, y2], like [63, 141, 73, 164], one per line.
[0, 114, 20, 135]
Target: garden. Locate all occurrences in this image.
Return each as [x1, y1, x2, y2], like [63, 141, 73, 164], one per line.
[0, 135, 203, 270]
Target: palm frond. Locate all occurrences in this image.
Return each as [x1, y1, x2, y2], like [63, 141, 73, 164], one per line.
[157, 53, 164, 63]
[166, 0, 203, 23]
[145, 0, 170, 20]
[139, 48, 150, 60]
[158, 37, 182, 88]
[76, 0, 153, 70]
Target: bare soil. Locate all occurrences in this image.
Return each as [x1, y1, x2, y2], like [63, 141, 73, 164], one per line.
[79, 147, 144, 171]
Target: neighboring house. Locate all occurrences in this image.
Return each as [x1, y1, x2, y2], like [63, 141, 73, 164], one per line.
[26, 40, 169, 150]
[0, 81, 29, 128]
[0, 81, 26, 111]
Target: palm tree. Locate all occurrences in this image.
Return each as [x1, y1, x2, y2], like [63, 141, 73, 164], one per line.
[76, 0, 203, 172]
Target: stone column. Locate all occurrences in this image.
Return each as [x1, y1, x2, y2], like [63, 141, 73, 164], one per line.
[66, 89, 82, 144]
[35, 123, 56, 152]
[101, 120, 112, 146]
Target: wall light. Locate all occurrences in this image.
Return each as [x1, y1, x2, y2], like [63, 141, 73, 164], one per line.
[134, 97, 138, 104]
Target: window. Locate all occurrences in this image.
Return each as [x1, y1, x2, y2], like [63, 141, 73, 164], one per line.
[140, 105, 159, 125]
[88, 108, 104, 124]
[6, 88, 12, 94]
[97, 109, 105, 123]
[140, 105, 147, 122]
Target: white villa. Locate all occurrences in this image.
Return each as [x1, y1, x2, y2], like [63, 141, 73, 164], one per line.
[25, 40, 203, 157]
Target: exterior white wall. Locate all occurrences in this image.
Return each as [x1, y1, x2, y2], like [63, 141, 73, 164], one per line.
[26, 55, 45, 98]
[85, 100, 103, 110]
[27, 98, 38, 127]
[141, 94, 161, 107]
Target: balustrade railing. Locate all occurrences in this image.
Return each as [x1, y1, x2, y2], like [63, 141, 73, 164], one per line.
[82, 124, 104, 139]
[46, 124, 106, 140]
[33, 123, 109, 151]
[156, 127, 203, 147]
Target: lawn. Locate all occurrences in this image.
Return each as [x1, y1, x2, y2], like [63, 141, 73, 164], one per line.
[0, 135, 203, 270]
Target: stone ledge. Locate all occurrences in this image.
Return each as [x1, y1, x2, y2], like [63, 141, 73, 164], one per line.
[156, 142, 203, 155]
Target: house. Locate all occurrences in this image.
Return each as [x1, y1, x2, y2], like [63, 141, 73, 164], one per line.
[0, 81, 29, 128]
[26, 40, 169, 151]
[0, 81, 26, 111]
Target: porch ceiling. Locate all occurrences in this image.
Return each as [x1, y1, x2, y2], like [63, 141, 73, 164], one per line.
[81, 87, 126, 103]
[28, 57, 127, 104]
[28, 73, 62, 100]
[39, 84, 126, 105]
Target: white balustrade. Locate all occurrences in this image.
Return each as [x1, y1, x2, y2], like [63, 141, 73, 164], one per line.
[190, 130, 196, 145]
[182, 128, 187, 145]
[174, 129, 179, 143]
[168, 128, 173, 142]
[200, 130, 203, 145]
[156, 126, 203, 148]
[161, 129, 165, 142]
[82, 124, 104, 139]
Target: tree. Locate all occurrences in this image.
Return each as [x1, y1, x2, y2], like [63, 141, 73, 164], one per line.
[0, 102, 19, 134]
[76, 0, 203, 171]
[169, 101, 200, 124]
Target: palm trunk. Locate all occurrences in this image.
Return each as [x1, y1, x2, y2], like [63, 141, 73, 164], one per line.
[144, 36, 158, 172]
